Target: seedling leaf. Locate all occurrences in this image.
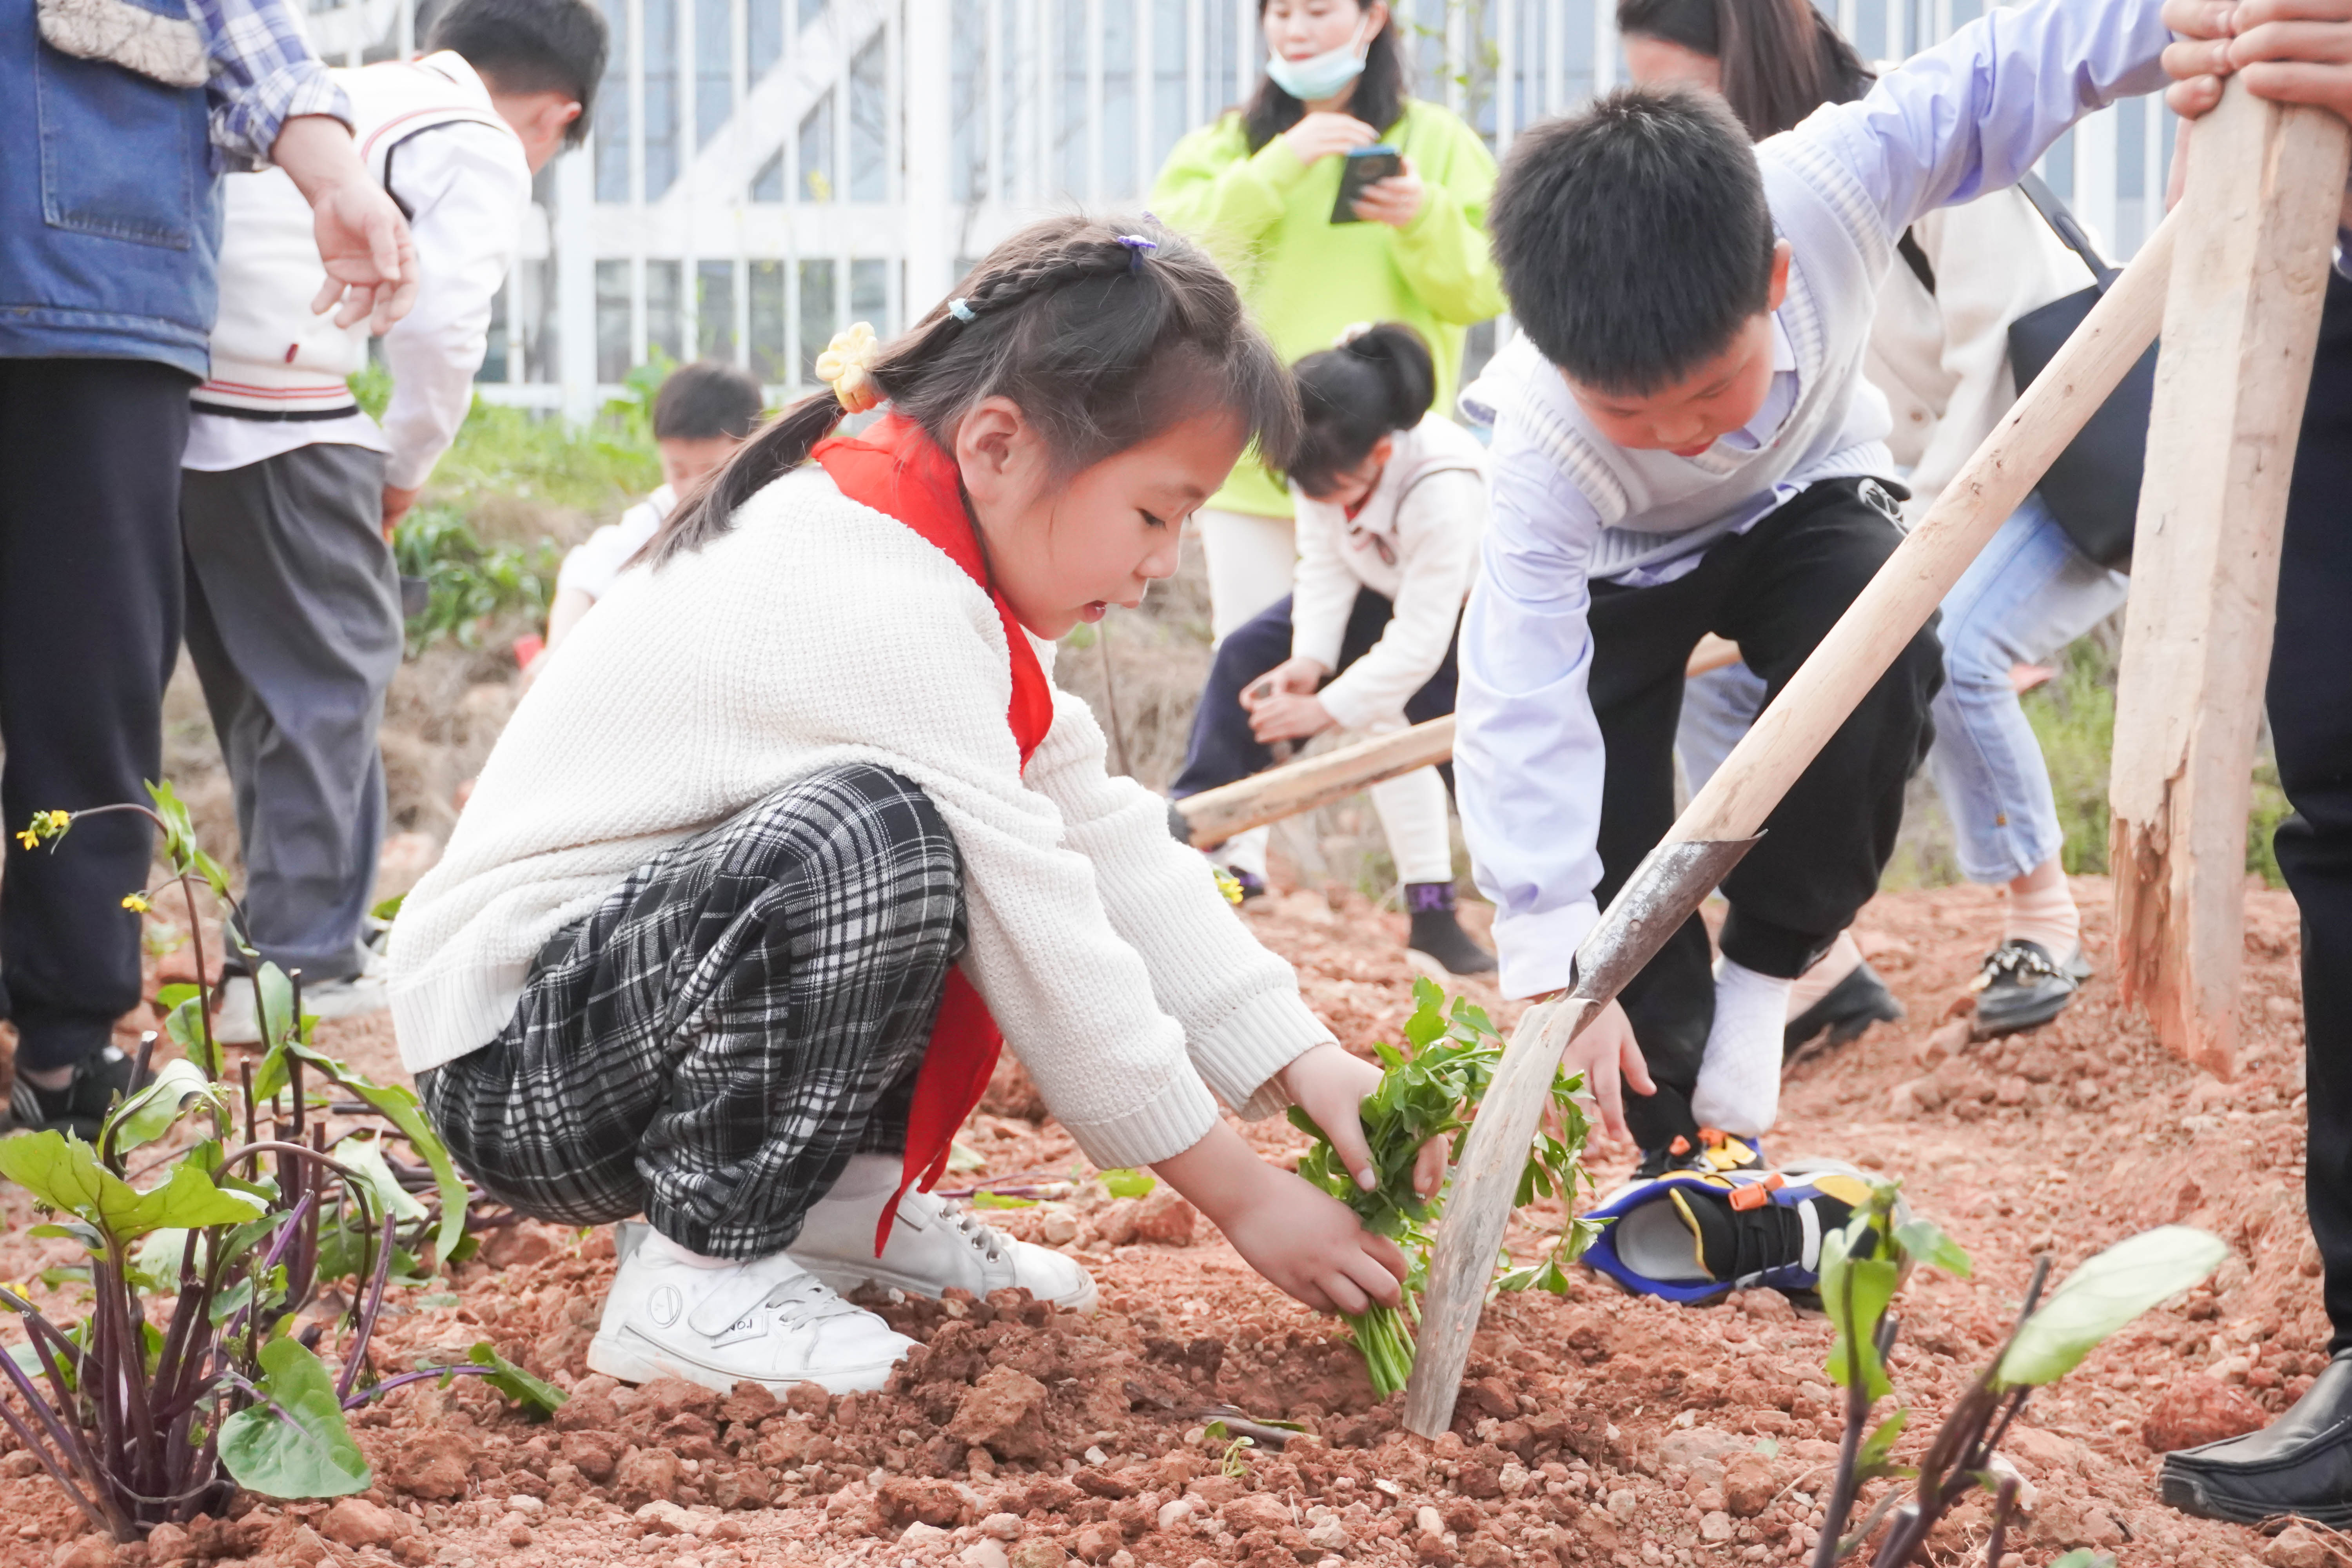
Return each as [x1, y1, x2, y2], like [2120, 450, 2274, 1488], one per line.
[1098, 1168, 1156, 1200]
[218, 1338, 371, 1498]
[0, 1131, 264, 1240]
[1893, 1218, 1973, 1279]
[1996, 1227, 2229, 1388]
[466, 1342, 567, 1418]
[107, 1059, 223, 1156]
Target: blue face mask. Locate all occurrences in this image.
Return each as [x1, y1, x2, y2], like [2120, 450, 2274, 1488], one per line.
[1266, 16, 1370, 102]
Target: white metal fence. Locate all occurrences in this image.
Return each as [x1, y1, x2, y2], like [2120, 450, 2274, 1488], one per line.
[316, 0, 2173, 423]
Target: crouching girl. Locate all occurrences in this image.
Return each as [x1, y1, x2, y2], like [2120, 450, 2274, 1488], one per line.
[387, 217, 1431, 1395]
[1169, 324, 1494, 977]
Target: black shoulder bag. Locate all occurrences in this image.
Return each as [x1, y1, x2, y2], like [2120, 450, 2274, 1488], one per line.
[2001, 172, 2157, 570]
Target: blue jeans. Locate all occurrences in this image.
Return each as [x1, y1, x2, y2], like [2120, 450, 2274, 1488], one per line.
[1677, 492, 2127, 886]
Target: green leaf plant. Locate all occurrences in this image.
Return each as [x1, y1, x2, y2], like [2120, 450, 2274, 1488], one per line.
[1809, 1180, 2227, 1568]
[1287, 978, 1599, 1399]
[3, 791, 563, 1544]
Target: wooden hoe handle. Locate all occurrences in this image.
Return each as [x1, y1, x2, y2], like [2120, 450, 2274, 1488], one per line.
[1400, 204, 2182, 1441]
[1171, 717, 1455, 848]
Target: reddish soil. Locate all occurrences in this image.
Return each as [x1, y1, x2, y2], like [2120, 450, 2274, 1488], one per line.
[0, 876, 2325, 1568]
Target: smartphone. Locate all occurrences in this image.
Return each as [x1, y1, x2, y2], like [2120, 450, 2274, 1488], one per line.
[1330, 144, 1402, 223]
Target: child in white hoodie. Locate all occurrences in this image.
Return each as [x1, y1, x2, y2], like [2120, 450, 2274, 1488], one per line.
[1171, 324, 1494, 977]
[391, 217, 1442, 1396]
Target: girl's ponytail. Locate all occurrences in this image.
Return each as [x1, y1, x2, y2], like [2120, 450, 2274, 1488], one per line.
[633, 214, 1296, 570]
[1285, 321, 1436, 497]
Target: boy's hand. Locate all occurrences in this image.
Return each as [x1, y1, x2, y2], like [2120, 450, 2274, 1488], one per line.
[1247, 691, 1337, 743]
[1283, 112, 1379, 166]
[2164, 0, 2352, 121]
[1553, 996, 1655, 1147]
[1279, 1041, 1449, 1199]
[381, 484, 421, 539]
[1154, 1122, 1410, 1314]
[1352, 157, 1427, 228]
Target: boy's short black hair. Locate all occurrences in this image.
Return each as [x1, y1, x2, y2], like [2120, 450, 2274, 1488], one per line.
[653, 360, 765, 442]
[1490, 85, 1778, 396]
[427, 0, 610, 146]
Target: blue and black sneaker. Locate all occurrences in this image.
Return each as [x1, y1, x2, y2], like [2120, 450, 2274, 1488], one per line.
[1581, 1160, 1891, 1305]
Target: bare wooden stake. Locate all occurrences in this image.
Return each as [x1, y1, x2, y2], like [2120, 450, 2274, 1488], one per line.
[2109, 83, 2350, 1078]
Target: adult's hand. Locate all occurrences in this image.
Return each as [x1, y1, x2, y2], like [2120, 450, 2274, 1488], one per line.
[2164, 0, 2352, 121]
[1283, 111, 1379, 166]
[271, 115, 420, 334]
[1352, 156, 1427, 227]
[381, 483, 422, 539]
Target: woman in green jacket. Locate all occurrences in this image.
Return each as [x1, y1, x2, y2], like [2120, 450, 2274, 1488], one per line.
[1151, 0, 1505, 642]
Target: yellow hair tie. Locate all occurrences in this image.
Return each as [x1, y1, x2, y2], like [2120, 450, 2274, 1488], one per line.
[814, 321, 882, 413]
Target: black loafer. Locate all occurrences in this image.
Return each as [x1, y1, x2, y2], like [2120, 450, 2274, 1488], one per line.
[1784, 960, 1905, 1060]
[1969, 939, 2089, 1039]
[2161, 1350, 2352, 1527]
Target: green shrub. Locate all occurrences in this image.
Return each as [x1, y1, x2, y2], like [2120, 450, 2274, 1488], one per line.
[392, 505, 562, 655]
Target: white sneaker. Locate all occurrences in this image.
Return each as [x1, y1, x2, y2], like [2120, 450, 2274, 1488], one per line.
[586, 1223, 915, 1395]
[210, 965, 390, 1045]
[788, 1154, 1099, 1314]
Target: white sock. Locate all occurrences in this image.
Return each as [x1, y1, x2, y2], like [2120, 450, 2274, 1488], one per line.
[1689, 958, 1794, 1138]
[812, 1152, 900, 1205]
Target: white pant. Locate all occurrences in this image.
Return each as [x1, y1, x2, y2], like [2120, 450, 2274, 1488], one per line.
[1217, 765, 1452, 888]
[1196, 508, 1298, 643]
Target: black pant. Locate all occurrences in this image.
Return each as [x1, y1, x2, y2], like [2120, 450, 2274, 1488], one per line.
[1169, 587, 1459, 802]
[0, 360, 189, 1072]
[2271, 272, 2352, 1351]
[420, 766, 962, 1260]
[1594, 477, 1943, 1149]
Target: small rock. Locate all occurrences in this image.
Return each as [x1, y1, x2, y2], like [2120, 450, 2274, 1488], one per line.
[1, 1452, 42, 1479]
[880, 1474, 969, 1529]
[388, 1429, 472, 1501]
[1416, 1506, 1445, 1537]
[143, 1526, 190, 1563]
[287, 1524, 334, 1566]
[1723, 1454, 1775, 1517]
[981, 1513, 1024, 1540]
[1699, 1512, 1734, 1543]
[1919, 1018, 1970, 1066]
[634, 1501, 698, 1537]
[961, 1543, 1012, 1568]
[2143, 1375, 2271, 1452]
[902, 1522, 951, 1547]
[506, 1522, 535, 1549]
[950, 1367, 1053, 1461]
[1131, 1189, 1198, 1247]
[1071, 1521, 1123, 1563]
[1008, 1543, 1071, 1568]
[1304, 1517, 1351, 1551]
[616, 1446, 684, 1508]
[786, 1381, 832, 1418]
[1606, 1488, 1637, 1520]
[1222, 1494, 1291, 1535]
[2266, 1525, 2332, 1568]
[1040, 1210, 1080, 1246]
[323, 1499, 416, 1551]
[1994, 1074, 2030, 1106]
[54, 1538, 113, 1568]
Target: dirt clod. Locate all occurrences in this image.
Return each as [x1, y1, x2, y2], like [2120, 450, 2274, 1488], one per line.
[2143, 1374, 2273, 1452]
[321, 1498, 417, 1551]
[949, 1365, 1053, 1459]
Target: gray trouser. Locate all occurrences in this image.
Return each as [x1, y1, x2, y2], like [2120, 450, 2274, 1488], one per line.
[181, 442, 401, 981]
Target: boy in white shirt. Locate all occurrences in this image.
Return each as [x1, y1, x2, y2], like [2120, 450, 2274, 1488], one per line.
[530, 361, 764, 679]
[183, 0, 608, 1041]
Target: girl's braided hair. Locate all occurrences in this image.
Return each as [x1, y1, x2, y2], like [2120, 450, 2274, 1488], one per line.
[644, 214, 1300, 568]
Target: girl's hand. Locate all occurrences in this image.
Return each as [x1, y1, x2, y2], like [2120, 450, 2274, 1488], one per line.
[1152, 1121, 1410, 1314]
[1279, 1041, 1449, 1199]
[1352, 157, 1426, 227]
[1555, 996, 1655, 1147]
[1246, 654, 1328, 699]
[1247, 691, 1337, 743]
[1284, 112, 1379, 166]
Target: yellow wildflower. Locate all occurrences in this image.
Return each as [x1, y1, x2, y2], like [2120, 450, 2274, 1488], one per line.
[121, 893, 152, 913]
[16, 810, 71, 851]
[1213, 867, 1245, 906]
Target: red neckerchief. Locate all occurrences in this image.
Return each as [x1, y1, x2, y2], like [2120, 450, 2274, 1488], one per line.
[812, 413, 1053, 1256]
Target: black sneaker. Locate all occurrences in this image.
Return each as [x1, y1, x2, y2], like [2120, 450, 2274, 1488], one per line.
[1403, 882, 1495, 978]
[1970, 940, 2090, 1039]
[7, 1045, 151, 1141]
[1784, 960, 1905, 1060]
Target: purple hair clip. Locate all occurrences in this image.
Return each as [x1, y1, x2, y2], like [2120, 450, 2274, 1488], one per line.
[1115, 234, 1158, 272]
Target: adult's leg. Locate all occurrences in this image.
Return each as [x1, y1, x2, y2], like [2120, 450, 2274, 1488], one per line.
[181, 445, 402, 980]
[1587, 576, 1720, 1152]
[420, 764, 965, 1259]
[1924, 491, 2126, 887]
[2158, 271, 2352, 1530]
[1193, 508, 1297, 643]
[0, 360, 186, 1076]
[1712, 479, 1943, 978]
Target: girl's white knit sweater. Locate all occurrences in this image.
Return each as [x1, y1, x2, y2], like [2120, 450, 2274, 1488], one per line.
[387, 465, 1336, 1169]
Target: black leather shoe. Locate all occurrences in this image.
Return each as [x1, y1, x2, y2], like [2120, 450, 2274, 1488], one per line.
[7, 1044, 151, 1142]
[1784, 960, 1905, 1060]
[1969, 939, 2089, 1038]
[2161, 1350, 2352, 1527]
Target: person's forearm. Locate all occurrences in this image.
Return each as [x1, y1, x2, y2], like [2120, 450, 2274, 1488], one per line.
[1150, 1121, 1282, 1230]
[270, 114, 370, 203]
